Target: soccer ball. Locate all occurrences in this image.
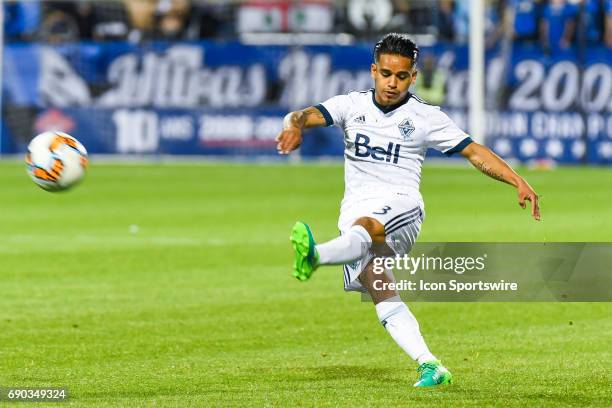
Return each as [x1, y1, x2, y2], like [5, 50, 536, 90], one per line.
[26, 131, 88, 192]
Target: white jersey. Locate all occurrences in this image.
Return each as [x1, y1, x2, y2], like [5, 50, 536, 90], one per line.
[315, 89, 471, 210]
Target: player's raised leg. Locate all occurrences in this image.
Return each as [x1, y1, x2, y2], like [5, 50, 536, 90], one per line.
[290, 221, 320, 281]
[290, 218, 374, 281]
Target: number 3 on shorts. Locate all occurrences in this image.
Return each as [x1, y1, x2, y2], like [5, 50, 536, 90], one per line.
[373, 205, 391, 215]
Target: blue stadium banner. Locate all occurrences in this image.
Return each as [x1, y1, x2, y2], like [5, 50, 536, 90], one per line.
[2, 41, 611, 162]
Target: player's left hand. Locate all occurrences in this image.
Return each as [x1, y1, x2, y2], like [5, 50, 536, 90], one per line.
[517, 180, 540, 221]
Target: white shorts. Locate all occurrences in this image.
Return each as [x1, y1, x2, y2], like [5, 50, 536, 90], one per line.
[338, 196, 424, 292]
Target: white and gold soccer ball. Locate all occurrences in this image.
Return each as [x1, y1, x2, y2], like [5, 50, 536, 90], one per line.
[26, 131, 88, 192]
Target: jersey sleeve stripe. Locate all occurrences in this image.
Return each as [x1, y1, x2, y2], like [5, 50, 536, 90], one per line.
[444, 137, 474, 156]
[314, 104, 333, 127]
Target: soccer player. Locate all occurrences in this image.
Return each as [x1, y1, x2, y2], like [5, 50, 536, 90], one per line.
[275, 33, 540, 388]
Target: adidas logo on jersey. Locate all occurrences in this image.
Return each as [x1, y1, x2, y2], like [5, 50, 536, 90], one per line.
[354, 115, 366, 124]
[354, 134, 401, 164]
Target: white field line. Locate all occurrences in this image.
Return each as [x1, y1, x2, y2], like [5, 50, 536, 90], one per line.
[0, 234, 275, 254]
[0, 155, 473, 167]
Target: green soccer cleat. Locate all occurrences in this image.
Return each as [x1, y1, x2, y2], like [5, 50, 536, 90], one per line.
[413, 360, 453, 387]
[290, 221, 319, 281]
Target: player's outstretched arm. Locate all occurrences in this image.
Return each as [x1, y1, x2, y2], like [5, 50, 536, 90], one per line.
[276, 107, 327, 154]
[461, 142, 541, 221]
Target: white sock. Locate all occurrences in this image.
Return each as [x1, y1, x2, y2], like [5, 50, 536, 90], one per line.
[316, 225, 372, 265]
[375, 295, 436, 365]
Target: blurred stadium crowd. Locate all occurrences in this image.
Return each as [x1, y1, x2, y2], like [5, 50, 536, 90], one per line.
[4, 0, 612, 49]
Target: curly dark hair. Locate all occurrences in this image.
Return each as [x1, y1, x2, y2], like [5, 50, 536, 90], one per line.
[373, 33, 420, 66]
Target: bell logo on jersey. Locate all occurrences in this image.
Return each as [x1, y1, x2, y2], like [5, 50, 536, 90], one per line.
[354, 134, 401, 164]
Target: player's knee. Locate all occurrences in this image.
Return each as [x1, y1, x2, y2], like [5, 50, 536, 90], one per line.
[353, 217, 386, 243]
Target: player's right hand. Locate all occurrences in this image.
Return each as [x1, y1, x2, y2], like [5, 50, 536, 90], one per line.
[276, 128, 303, 154]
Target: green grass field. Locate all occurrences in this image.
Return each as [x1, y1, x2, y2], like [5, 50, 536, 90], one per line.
[0, 160, 610, 407]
